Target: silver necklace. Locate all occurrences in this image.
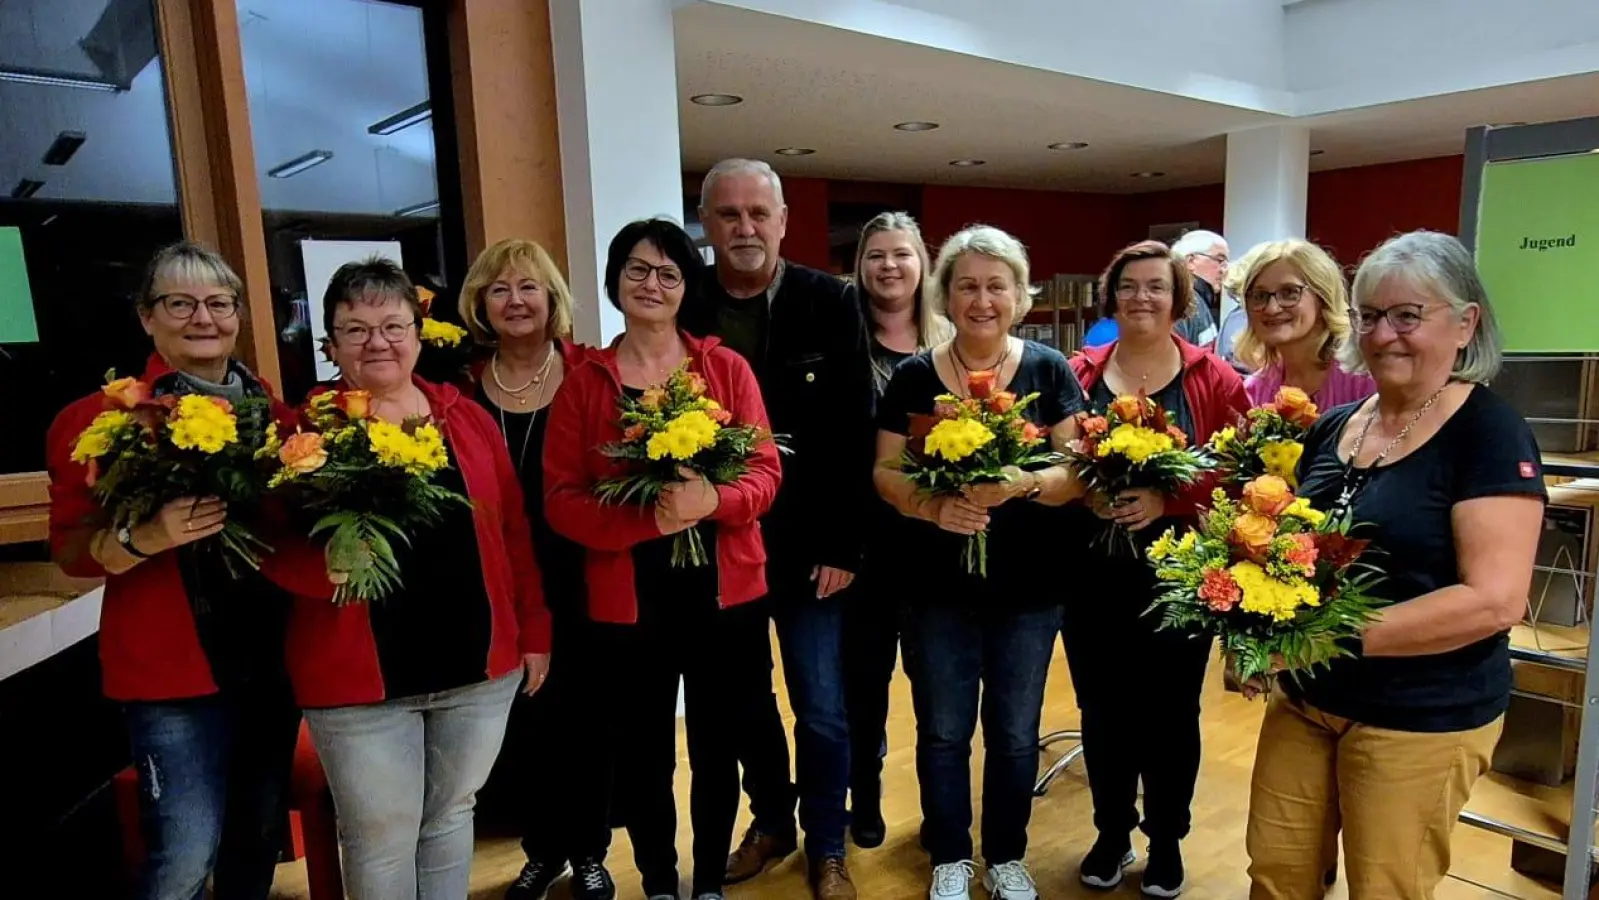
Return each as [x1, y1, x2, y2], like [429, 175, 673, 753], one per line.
[1335, 385, 1447, 513]
[495, 375, 549, 472]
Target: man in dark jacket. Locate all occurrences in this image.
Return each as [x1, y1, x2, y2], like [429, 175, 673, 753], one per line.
[682, 158, 874, 900]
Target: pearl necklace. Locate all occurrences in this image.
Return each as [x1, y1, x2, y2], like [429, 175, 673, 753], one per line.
[491, 346, 555, 408]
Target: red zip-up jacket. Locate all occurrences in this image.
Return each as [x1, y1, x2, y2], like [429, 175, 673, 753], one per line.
[1070, 335, 1250, 519]
[543, 332, 781, 622]
[269, 376, 552, 708]
[45, 354, 302, 702]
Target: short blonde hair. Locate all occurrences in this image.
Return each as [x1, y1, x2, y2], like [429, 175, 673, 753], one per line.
[926, 225, 1038, 323]
[458, 239, 574, 343]
[1232, 239, 1352, 371]
[139, 241, 245, 311]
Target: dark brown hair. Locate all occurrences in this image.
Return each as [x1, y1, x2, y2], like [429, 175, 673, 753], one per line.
[322, 257, 423, 336]
[1098, 240, 1193, 322]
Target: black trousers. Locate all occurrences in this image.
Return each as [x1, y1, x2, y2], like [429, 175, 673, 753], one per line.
[581, 599, 776, 897]
[1060, 553, 1213, 845]
[841, 575, 900, 802]
[735, 593, 800, 837]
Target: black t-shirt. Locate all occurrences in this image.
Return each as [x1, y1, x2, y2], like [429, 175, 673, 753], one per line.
[1287, 386, 1547, 732]
[876, 341, 1084, 602]
[708, 286, 770, 378]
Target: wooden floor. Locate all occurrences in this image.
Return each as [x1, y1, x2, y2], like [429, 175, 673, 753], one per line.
[267, 636, 1562, 900]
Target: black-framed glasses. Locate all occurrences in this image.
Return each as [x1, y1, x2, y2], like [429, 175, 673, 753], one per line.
[1246, 284, 1309, 310]
[155, 293, 239, 320]
[1352, 303, 1435, 335]
[624, 258, 684, 290]
[335, 321, 416, 344]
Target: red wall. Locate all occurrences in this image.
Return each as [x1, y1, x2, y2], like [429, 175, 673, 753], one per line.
[781, 175, 832, 270]
[1306, 156, 1463, 265]
[920, 185, 1132, 277]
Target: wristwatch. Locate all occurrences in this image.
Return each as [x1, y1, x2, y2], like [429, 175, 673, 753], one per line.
[116, 525, 150, 559]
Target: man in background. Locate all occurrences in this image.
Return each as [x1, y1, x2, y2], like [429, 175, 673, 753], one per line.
[1170, 229, 1227, 347]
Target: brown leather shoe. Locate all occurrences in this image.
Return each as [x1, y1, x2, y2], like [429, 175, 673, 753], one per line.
[811, 856, 856, 900]
[724, 826, 798, 884]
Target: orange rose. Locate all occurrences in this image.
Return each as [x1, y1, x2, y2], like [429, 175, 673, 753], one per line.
[1109, 395, 1146, 425]
[639, 387, 667, 410]
[279, 432, 329, 475]
[103, 376, 150, 410]
[1022, 422, 1044, 442]
[988, 391, 1017, 414]
[1229, 512, 1278, 562]
[623, 423, 647, 442]
[1165, 425, 1188, 449]
[417, 285, 435, 316]
[1242, 475, 1294, 517]
[1274, 386, 1319, 429]
[336, 390, 372, 420]
[968, 370, 997, 399]
[686, 372, 708, 397]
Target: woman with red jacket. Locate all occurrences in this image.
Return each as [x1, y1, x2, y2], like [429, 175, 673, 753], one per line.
[1064, 240, 1250, 898]
[543, 217, 780, 900]
[281, 258, 551, 900]
[44, 241, 301, 900]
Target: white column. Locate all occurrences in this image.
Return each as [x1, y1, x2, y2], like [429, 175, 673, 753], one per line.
[549, 0, 685, 347]
[1222, 125, 1310, 319]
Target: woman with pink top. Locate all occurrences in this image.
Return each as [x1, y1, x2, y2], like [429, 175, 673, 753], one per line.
[1233, 239, 1375, 409]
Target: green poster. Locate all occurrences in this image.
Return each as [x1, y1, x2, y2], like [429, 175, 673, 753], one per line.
[1475, 152, 1599, 352]
[0, 227, 39, 344]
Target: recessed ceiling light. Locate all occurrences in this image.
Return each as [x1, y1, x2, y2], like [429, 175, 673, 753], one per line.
[1130, 171, 1165, 178]
[774, 147, 815, 156]
[1309, 149, 1325, 157]
[1048, 141, 1089, 151]
[949, 159, 986, 167]
[690, 93, 743, 106]
[895, 121, 939, 132]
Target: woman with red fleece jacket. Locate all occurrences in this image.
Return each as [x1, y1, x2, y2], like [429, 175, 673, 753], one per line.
[1062, 240, 1250, 898]
[278, 258, 551, 900]
[543, 218, 780, 900]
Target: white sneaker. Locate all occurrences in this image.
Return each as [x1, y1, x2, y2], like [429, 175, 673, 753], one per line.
[985, 860, 1039, 900]
[930, 860, 977, 900]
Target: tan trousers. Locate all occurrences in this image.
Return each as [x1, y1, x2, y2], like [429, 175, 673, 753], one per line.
[1246, 687, 1502, 900]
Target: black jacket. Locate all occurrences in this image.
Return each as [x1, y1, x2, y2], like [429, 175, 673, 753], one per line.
[683, 261, 875, 575]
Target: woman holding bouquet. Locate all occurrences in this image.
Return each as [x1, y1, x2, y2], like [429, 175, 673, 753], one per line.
[45, 241, 300, 900]
[543, 217, 781, 900]
[280, 258, 552, 900]
[1245, 232, 1545, 900]
[873, 224, 1086, 900]
[1231, 239, 1374, 408]
[1063, 240, 1248, 897]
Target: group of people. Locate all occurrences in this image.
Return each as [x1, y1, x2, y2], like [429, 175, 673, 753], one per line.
[46, 156, 1546, 900]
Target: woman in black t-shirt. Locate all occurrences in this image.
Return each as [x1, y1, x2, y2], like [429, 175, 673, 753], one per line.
[1245, 231, 1546, 900]
[842, 212, 954, 849]
[873, 225, 1085, 900]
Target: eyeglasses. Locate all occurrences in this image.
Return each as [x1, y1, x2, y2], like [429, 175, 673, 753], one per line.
[154, 293, 239, 320]
[1245, 284, 1309, 310]
[1115, 282, 1172, 300]
[335, 321, 416, 344]
[623, 259, 684, 290]
[1194, 252, 1229, 266]
[1352, 303, 1436, 335]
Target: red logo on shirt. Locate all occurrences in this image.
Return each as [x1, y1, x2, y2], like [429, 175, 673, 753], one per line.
[1519, 462, 1536, 478]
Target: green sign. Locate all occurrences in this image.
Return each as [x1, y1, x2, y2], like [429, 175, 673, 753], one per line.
[0, 227, 39, 344]
[1476, 152, 1599, 352]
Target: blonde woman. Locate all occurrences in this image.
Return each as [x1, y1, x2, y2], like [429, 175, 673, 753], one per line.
[1233, 239, 1373, 408]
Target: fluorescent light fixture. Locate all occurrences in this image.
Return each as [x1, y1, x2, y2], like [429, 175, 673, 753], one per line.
[43, 131, 87, 166]
[267, 150, 333, 178]
[0, 66, 121, 92]
[1130, 171, 1165, 178]
[949, 159, 985, 167]
[894, 121, 939, 132]
[1048, 141, 1089, 150]
[10, 179, 44, 199]
[774, 147, 815, 156]
[368, 100, 431, 136]
[394, 200, 440, 217]
[690, 93, 742, 106]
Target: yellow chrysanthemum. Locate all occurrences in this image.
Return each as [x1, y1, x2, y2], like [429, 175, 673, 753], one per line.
[1096, 424, 1174, 464]
[1282, 496, 1327, 528]
[168, 395, 238, 454]
[71, 410, 133, 463]
[1230, 560, 1319, 623]
[420, 317, 468, 347]
[923, 417, 994, 463]
[368, 420, 450, 475]
[646, 410, 721, 461]
[1259, 440, 1304, 485]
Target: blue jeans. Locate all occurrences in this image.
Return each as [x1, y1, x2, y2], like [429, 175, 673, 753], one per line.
[124, 691, 300, 900]
[901, 602, 1060, 866]
[773, 572, 851, 860]
[303, 672, 519, 900]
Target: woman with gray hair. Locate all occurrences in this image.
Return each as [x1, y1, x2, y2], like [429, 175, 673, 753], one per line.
[873, 224, 1085, 900]
[1245, 230, 1546, 900]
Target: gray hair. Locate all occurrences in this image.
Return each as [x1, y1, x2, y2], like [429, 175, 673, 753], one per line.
[699, 158, 785, 210]
[1340, 230, 1503, 384]
[138, 241, 245, 310]
[926, 225, 1039, 321]
[1171, 229, 1227, 259]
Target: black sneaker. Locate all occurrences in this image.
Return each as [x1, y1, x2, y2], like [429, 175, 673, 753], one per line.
[849, 787, 887, 849]
[1141, 842, 1185, 898]
[1079, 836, 1135, 890]
[571, 858, 617, 900]
[505, 858, 569, 900]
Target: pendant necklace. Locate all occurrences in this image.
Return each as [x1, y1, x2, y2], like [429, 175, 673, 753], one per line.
[1334, 385, 1447, 516]
[491, 347, 555, 470]
[950, 339, 1011, 395]
[491, 345, 555, 408]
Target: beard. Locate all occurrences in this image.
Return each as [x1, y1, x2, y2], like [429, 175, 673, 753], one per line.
[723, 244, 768, 272]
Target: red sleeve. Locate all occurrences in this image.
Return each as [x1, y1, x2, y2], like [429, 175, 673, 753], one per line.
[258, 528, 338, 600]
[1169, 360, 1251, 518]
[542, 371, 663, 551]
[483, 407, 550, 656]
[45, 398, 110, 579]
[710, 352, 782, 525]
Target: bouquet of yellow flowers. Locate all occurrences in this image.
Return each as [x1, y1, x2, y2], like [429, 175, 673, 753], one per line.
[414, 285, 475, 384]
[70, 372, 277, 574]
[1145, 475, 1385, 682]
[1208, 386, 1320, 488]
[595, 363, 779, 567]
[1064, 392, 1211, 554]
[897, 370, 1063, 576]
[264, 389, 468, 603]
